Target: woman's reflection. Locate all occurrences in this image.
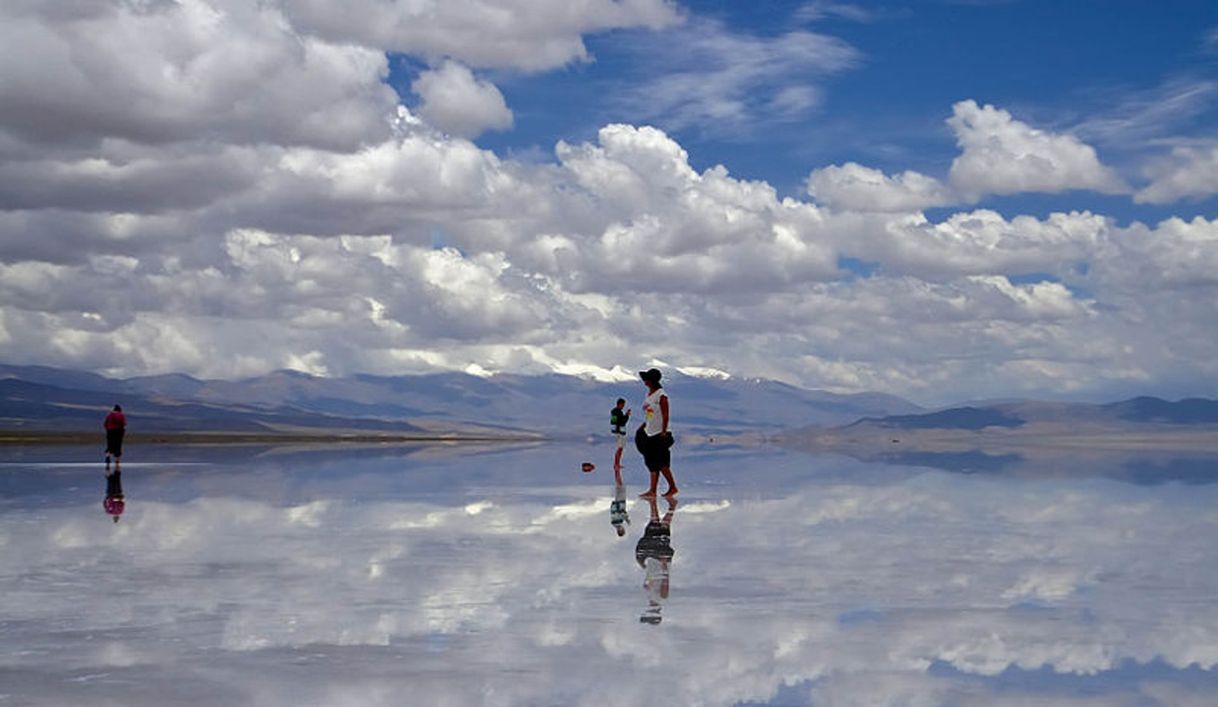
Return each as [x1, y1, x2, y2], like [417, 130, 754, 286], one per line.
[103, 469, 125, 523]
[635, 495, 676, 625]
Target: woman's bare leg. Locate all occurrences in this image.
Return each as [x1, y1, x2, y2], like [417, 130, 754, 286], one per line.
[660, 467, 677, 496]
[640, 471, 659, 497]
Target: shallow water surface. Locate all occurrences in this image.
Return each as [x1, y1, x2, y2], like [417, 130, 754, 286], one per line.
[2, 442, 1218, 705]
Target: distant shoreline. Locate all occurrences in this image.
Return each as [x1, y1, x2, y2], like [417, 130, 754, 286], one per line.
[776, 422, 1218, 455]
[0, 430, 546, 446]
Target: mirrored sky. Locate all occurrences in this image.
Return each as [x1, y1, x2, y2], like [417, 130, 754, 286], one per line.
[3, 442, 1218, 705]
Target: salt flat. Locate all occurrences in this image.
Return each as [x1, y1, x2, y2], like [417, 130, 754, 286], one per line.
[2, 442, 1218, 706]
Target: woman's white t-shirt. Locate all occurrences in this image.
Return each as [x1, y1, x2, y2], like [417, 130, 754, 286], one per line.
[642, 388, 670, 437]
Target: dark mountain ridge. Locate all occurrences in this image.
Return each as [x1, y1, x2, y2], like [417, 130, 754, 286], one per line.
[1103, 396, 1218, 425]
[0, 378, 428, 435]
[0, 364, 922, 437]
[823, 397, 1218, 435]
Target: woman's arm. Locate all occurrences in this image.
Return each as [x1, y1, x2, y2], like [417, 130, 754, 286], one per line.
[660, 394, 669, 434]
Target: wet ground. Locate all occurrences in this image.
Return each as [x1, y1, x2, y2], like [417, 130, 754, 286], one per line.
[2, 441, 1218, 706]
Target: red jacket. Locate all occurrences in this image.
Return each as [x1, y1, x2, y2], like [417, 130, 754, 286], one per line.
[104, 411, 126, 431]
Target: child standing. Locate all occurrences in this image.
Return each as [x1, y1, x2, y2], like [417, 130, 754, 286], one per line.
[610, 398, 631, 471]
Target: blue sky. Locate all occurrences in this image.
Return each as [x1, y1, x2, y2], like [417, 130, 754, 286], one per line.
[2, 0, 1218, 403]
[410, 0, 1218, 222]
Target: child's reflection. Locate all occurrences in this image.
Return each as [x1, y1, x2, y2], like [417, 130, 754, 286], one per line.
[635, 495, 676, 625]
[103, 469, 125, 523]
[610, 465, 630, 537]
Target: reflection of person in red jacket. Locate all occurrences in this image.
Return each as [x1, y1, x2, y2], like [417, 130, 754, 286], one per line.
[103, 405, 126, 471]
[104, 470, 125, 523]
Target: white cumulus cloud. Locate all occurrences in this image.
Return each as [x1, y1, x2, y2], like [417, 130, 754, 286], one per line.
[807, 162, 955, 212]
[0, 0, 397, 150]
[412, 61, 514, 139]
[947, 100, 1127, 199]
[278, 0, 682, 72]
[1135, 143, 1218, 204]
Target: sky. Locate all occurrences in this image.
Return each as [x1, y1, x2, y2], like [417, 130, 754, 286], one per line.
[1, 0, 1217, 405]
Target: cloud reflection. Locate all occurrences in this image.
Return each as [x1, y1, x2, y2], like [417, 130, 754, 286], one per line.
[2, 446, 1218, 705]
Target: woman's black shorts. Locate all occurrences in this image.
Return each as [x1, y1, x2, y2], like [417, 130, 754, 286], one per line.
[634, 426, 672, 472]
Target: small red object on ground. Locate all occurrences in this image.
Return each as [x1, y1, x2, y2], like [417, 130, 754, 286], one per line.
[581, 462, 595, 473]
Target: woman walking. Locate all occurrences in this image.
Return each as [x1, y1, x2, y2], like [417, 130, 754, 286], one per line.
[635, 368, 677, 498]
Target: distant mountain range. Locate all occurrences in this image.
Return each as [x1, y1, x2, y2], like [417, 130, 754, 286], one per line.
[777, 396, 1218, 461]
[5, 364, 1215, 450]
[842, 397, 1218, 430]
[0, 364, 920, 439]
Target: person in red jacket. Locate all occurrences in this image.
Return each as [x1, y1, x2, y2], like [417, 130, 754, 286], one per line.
[104, 404, 126, 471]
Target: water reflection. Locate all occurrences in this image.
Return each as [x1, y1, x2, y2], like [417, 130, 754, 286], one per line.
[610, 478, 630, 537]
[3, 443, 1218, 705]
[103, 468, 125, 523]
[851, 447, 1218, 486]
[873, 449, 1022, 474]
[635, 496, 676, 625]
